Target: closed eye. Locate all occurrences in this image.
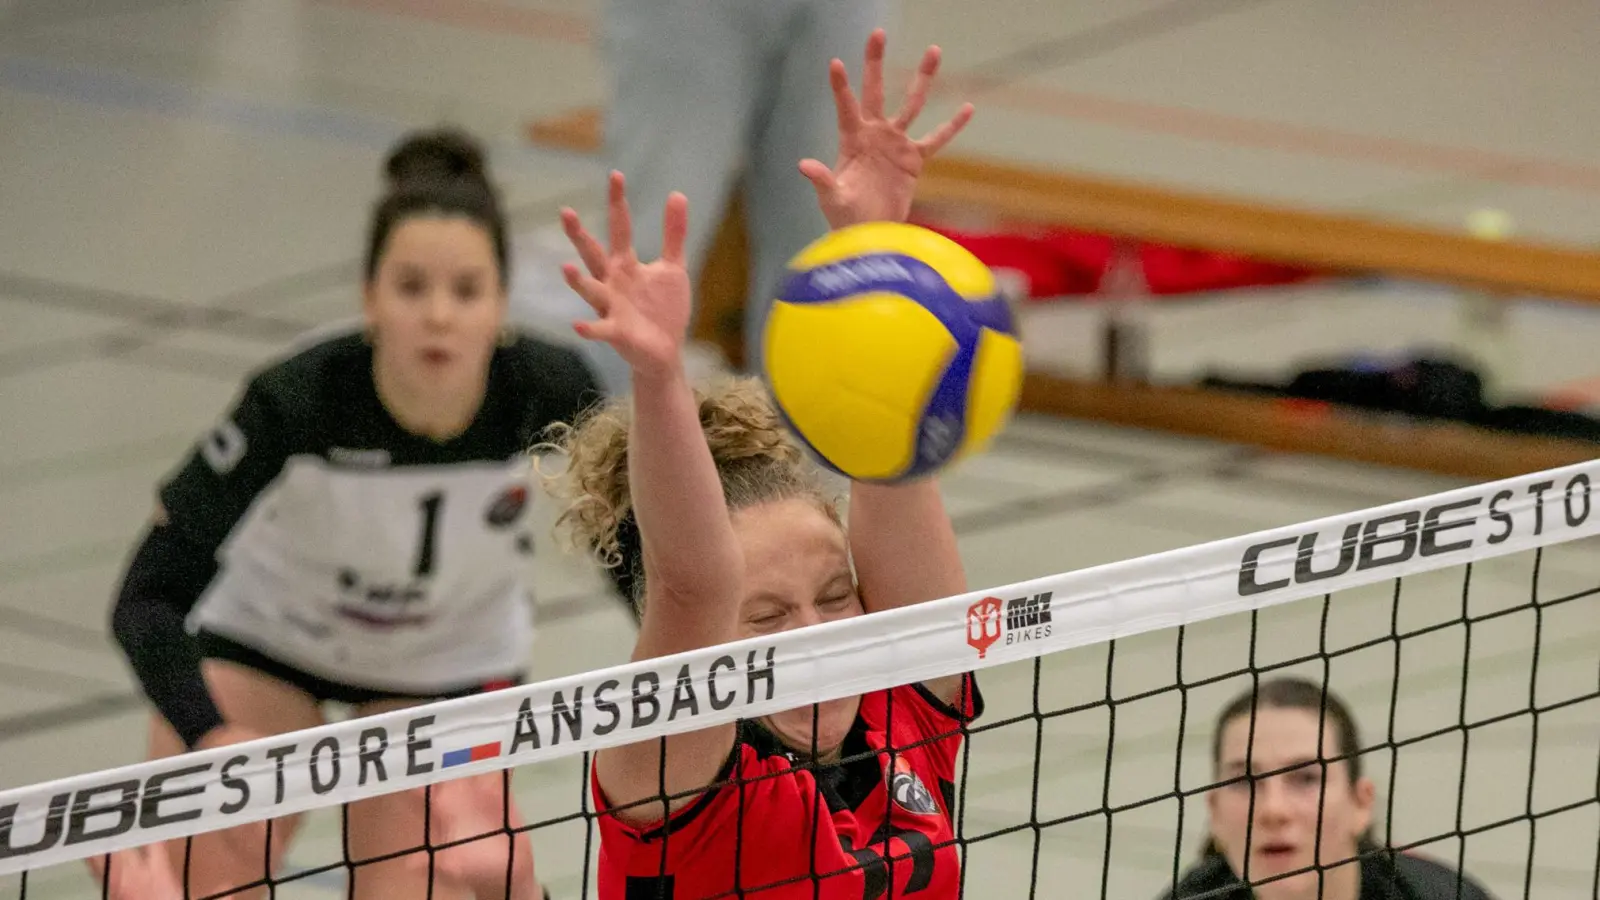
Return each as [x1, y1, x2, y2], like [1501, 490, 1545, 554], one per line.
[747, 609, 785, 631]
[818, 594, 854, 611]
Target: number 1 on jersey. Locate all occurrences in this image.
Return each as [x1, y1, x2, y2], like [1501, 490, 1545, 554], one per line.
[414, 491, 444, 577]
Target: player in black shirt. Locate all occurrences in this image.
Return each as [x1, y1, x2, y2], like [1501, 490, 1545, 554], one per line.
[1163, 677, 1496, 900]
[103, 128, 607, 900]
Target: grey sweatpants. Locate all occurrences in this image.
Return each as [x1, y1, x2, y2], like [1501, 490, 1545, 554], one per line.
[597, 0, 893, 383]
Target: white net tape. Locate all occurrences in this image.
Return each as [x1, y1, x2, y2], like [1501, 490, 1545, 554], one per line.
[2, 461, 1597, 877]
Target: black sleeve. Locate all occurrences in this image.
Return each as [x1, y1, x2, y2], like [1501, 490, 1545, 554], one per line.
[158, 377, 295, 551]
[111, 376, 295, 748]
[110, 523, 225, 748]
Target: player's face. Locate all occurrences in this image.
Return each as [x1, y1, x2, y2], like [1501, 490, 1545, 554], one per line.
[733, 498, 863, 760]
[1207, 707, 1374, 900]
[364, 215, 505, 396]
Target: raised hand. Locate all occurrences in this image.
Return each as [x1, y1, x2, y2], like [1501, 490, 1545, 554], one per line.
[560, 171, 693, 382]
[86, 843, 182, 900]
[799, 29, 975, 229]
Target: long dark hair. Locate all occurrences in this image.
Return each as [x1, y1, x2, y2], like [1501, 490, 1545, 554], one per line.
[1200, 676, 1378, 860]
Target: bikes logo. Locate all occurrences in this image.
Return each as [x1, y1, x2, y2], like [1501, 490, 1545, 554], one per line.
[1004, 592, 1053, 644]
[965, 597, 1002, 658]
[967, 591, 1055, 659]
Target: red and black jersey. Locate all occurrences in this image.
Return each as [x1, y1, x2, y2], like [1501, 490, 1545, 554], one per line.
[594, 675, 983, 899]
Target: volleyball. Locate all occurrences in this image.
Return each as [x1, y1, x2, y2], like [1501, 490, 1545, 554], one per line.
[761, 221, 1024, 483]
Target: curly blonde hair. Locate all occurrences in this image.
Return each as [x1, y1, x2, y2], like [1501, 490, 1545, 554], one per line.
[536, 376, 840, 606]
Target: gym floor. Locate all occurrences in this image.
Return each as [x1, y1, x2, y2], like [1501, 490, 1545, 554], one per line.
[1, 0, 1596, 897]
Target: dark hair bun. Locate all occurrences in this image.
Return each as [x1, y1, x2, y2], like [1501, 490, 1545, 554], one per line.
[384, 128, 489, 189]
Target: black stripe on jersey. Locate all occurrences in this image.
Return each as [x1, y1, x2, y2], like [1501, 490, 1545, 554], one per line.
[838, 835, 890, 900]
[863, 822, 937, 894]
[898, 831, 937, 893]
[937, 778, 956, 819]
[623, 874, 675, 900]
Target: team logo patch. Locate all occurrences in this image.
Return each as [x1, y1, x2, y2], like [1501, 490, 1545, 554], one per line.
[485, 484, 528, 528]
[886, 756, 940, 816]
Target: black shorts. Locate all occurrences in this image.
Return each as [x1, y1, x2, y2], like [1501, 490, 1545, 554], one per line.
[196, 630, 523, 707]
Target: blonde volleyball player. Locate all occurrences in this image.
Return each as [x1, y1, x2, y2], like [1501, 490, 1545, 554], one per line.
[99, 128, 605, 900]
[540, 31, 981, 899]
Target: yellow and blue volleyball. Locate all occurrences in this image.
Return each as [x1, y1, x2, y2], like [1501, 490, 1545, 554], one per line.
[761, 221, 1024, 483]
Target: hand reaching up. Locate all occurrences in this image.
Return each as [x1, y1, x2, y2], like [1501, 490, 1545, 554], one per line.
[560, 171, 693, 383]
[800, 28, 975, 229]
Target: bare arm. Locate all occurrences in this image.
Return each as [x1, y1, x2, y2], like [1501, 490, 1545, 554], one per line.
[558, 176, 742, 828]
[849, 480, 968, 703]
[799, 31, 978, 705]
[624, 370, 744, 664]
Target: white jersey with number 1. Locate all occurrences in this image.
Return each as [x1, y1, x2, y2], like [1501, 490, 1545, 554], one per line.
[159, 327, 602, 693]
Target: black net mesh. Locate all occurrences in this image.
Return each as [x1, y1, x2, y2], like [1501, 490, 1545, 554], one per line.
[3, 497, 1597, 900]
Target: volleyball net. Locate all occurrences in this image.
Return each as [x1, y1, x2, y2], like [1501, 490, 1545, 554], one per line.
[3, 462, 1598, 898]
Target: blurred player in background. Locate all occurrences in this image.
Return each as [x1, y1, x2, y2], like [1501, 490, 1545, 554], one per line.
[542, 31, 977, 898]
[102, 128, 603, 900]
[595, 0, 892, 387]
[1165, 676, 1496, 900]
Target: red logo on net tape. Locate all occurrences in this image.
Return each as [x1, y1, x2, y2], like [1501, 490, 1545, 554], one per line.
[966, 597, 1002, 658]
